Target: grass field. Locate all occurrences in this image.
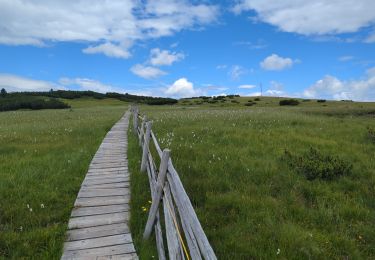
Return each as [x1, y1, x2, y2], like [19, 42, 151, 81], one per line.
[1, 95, 374, 259]
[0, 98, 127, 258]
[129, 97, 375, 259]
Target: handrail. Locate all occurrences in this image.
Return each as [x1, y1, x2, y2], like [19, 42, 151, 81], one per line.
[131, 106, 217, 260]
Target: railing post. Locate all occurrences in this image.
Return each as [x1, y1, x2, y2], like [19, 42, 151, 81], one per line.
[140, 121, 152, 172]
[143, 149, 170, 239]
[139, 115, 147, 147]
[133, 107, 139, 135]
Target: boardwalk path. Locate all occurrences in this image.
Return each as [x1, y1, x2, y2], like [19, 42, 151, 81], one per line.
[61, 110, 138, 259]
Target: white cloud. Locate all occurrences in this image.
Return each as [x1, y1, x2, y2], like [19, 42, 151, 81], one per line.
[216, 65, 227, 69]
[165, 78, 202, 98]
[149, 48, 184, 66]
[338, 56, 354, 62]
[238, 84, 256, 89]
[229, 65, 247, 80]
[130, 64, 167, 79]
[303, 68, 375, 101]
[260, 54, 295, 71]
[59, 78, 123, 93]
[0, 74, 61, 92]
[232, 0, 375, 38]
[0, 0, 218, 57]
[245, 91, 262, 96]
[82, 42, 131, 59]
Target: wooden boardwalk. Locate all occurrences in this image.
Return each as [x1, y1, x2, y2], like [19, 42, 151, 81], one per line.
[61, 111, 138, 260]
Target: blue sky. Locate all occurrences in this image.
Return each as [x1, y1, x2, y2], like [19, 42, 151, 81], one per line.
[0, 0, 375, 100]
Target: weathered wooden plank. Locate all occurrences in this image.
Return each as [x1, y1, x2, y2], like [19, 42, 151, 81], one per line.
[82, 179, 130, 186]
[68, 212, 129, 229]
[78, 188, 130, 198]
[84, 174, 129, 180]
[83, 176, 129, 182]
[96, 253, 138, 260]
[64, 233, 133, 251]
[62, 244, 136, 259]
[67, 223, 130, 241]
[71, 204, 129, 217]
[74, 195, 130, 207]
[82, 182, 129, 189]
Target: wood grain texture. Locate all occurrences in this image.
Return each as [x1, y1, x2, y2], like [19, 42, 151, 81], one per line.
[61, 110, 138, 259]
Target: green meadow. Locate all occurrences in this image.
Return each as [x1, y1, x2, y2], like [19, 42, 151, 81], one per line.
[129, 97, 375, 259]
[0, 98, 127, 258]
[1, 95, 375, 259]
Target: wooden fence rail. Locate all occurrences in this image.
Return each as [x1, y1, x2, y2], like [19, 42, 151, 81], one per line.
[131, 106, 217, 260]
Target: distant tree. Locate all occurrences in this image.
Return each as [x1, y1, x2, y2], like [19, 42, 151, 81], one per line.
[1, 88, 7, 97]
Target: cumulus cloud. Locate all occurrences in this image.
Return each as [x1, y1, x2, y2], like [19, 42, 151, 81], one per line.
[0, 74, 61, 92]
[149, 48, 184, 66]
[303, 68, 375, 101]
[164, 78, 202, 98]
[0, 0, 218, 57]
[232, 0, 375, 38]
[229, 65, 247, 80]
[59, 78, 124, 93]
[260, 54, 295, 71]
[238, 84, 256, 89]
[82, 42, 131, 59]
[130, 64, 167, 79]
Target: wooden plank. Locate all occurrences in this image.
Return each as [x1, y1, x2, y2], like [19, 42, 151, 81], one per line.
[64, 233, 133, 251]
[82, 182, 129, 189]
[67, 223, 130, 241]
[71, 204, 129, 217]
[74, 195, 130, 207]
[78, 188, 130, 198]
[97, 253, 138, 260]
[68, 212, 129, 229]
[62, 244, 137, 259]
[84, 174, 129, 180]
[82, 179, 129, 186]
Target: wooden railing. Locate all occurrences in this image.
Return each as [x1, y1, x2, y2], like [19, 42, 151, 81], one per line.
[131, 107, 217, 260]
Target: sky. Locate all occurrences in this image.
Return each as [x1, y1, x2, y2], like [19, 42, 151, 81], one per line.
[0, 0, 375, 101]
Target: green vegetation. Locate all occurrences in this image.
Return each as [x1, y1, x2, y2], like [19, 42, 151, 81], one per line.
[6, 89, 177, 105]
[279, 99, 300, 106]
[367, 126, 375, 143]
[129, 97, 375, 259]
[283, 147, 353, 180]
[0, 98, 127, 258]
[0, 95, 70, 112]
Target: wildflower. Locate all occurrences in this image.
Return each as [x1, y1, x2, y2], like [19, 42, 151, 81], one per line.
[276, 248, 280, 255]
[26, 204, 30, 209]
[19, 226, 23, 232]
[29, 208, 33, 212]
[41, 204, 45, 208]
[148, 200, 152, 204]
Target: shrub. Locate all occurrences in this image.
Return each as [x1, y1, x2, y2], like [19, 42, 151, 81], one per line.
[279, 99, 300, 106]
[1, 88, 7, 97]
[245, 101, 256, 106]
[254, 97, 261, 101]
[283, 147, 352, 181]
[317, 99, 326, 103]
[0, 96, 70, 112]
[367, 127, 375, 143]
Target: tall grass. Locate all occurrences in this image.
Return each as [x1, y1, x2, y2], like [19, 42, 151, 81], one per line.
[129, 99, 375, 259]
[0, 99, 127, 258]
